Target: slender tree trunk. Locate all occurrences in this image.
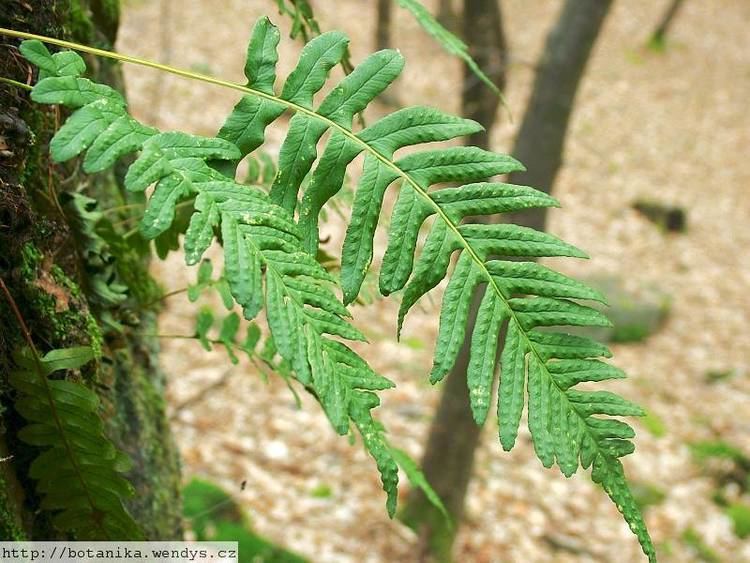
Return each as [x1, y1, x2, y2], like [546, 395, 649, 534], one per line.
[461, 0, 507, 149]
[507, 0, 613, 231]
[648, 0, 686, 47]
[437, 0, 457, 31]
[376, 0, 392, 51]
[400, 1, 506, 561]
[402, 1, 613, 561]
[375, 0, 402, 107]
[0, 0, 182, 539]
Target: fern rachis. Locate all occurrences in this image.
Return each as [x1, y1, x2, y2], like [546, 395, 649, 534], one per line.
[1, 18, 656, 560]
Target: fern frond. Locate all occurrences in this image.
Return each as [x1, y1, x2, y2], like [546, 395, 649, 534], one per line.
[222, 20, 651, 557]
[396, 0, 503, 99]
[21, 37, 401, 515]
[17, 22, 654, 558]
[10, 346, 141, 539]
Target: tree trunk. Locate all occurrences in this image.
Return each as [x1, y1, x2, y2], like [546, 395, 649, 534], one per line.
[461, 0, 507, 149]
[437, 0, 457, 31]
[0, 0, 183, 540]
[648, 0, 686, 48]
[402, 1, 612, 561]
[507, 0, 612, 231]
[376, 0, 392, 51]
[400, 1, 506, 561]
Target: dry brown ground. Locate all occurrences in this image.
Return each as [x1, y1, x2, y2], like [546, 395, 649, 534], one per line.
[118, 1, 750, 561]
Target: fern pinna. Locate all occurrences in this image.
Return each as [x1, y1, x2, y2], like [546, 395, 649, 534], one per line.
[10, 346, 141, 539]
[14, 16, 654, 559]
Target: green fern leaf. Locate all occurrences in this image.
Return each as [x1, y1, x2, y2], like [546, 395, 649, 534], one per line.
[390, 447, 450, 524]
[20, 21, 655, 558]
[19, 40, 85, 79]
[466, 289, 505, 424]
[396, 0, 502, 97]
[349, 392, 399, 517]
[497, 320, 526, 449]
[429, 253, 479, 384]
[10, 346, 141, 540]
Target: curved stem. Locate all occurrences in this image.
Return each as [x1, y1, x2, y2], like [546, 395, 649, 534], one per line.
[0, 75, 32, 90]
[142, 286, 189, 308]
[101, 202, 145, 216]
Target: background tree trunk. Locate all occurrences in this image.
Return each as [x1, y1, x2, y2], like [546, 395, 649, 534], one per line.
[437, 0, 457, 32]
[461, 0, 507, 149]
[507, 0, 613, 230]
[648, 0, 686, 48]
[376, 0, 392, 51]
[400, 1, 506, 561]
[0, 0, 182, 540]
[402, 1, 612, 561]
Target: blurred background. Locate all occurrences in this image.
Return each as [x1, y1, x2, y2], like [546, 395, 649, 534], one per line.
[117, 1, 750, 561]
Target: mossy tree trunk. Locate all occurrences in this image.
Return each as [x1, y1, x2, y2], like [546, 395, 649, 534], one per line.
[0, 0, 182, 540]
[402, 1, 612, 561]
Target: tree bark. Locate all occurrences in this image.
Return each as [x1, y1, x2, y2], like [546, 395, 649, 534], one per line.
[400, 1, 506, 561]
[461, 0, 507, 149]
[507, 0, 613, 232]
[402, 1, 613, 561]
[376, 0, 392, 51]
[648, 0, 686, 47]
[437, 0, 457, 32]
[0, 0, 182, 540]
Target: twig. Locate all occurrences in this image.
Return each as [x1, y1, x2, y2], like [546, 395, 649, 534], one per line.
[0, 75, 32, 91]
[169, 368, 234, 419]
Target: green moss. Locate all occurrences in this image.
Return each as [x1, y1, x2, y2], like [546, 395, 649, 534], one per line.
[50, 265, 81, 299]
[0, 475, 26, 540]
[0, 439, 27, 540]
[84, 314, 103, 358]
[66, 0, 95, 42]
[20, 244, 42, 279]
[19, 243, 103, 357]
[2, 0, 184, 541]
[103, 339, 183, 539]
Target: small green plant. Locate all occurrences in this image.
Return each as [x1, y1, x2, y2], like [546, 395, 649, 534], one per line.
[10, 346, 140, 539]
[642, 411, 667, 438]
[681, 527, 721, 563]
[183, 478, 307, 563]
[725, 502, 750, 539]
[1, 14, 654, 559]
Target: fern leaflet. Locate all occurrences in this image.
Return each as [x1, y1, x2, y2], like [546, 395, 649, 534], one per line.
[396, 0, 503, 98]
[10, 346, 141, 539]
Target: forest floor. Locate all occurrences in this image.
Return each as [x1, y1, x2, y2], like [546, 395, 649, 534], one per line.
[118, 1, 750, 561]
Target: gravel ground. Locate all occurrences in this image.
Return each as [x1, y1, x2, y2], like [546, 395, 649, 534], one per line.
[118, 1, 750, 561]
